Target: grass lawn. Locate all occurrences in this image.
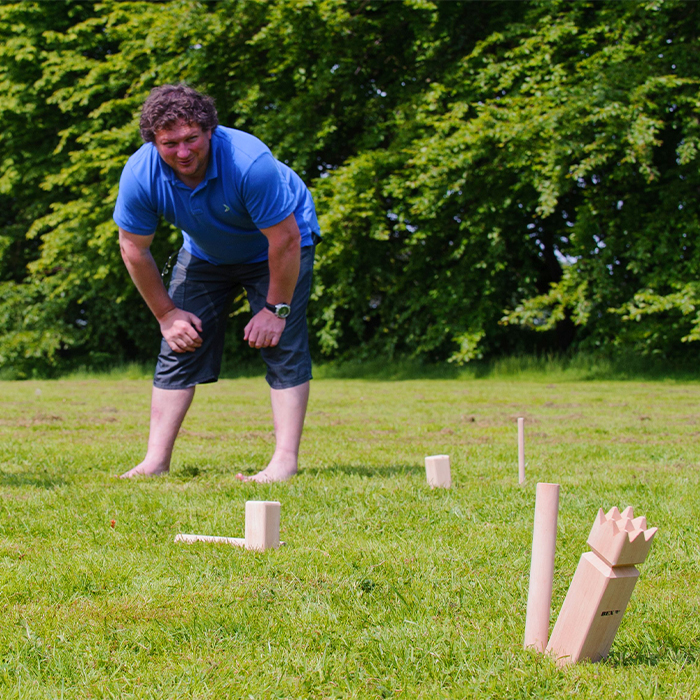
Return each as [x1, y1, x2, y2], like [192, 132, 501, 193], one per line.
[0, 372, 698, 698]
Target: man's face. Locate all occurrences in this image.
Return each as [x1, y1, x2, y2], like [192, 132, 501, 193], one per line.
[153, 121, 212, 187]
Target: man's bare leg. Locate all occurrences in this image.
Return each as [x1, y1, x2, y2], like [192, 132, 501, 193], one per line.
[236, 381, 310, 483]
[119, 386, 195, 478]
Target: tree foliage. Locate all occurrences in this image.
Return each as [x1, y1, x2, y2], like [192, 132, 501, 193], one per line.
[0, 0, 698, 375]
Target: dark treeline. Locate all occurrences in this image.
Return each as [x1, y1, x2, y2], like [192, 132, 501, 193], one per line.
[0, 0, 698, 376]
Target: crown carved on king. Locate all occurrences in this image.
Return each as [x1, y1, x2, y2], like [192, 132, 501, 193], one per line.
[586, 506, 658, 568]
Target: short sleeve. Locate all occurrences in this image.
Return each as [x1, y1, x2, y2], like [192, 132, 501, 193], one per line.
[241, 153, 296, 230]
[113, 160, 160, 236]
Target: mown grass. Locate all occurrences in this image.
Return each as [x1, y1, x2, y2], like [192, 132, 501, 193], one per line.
[0, 371, 699, 698]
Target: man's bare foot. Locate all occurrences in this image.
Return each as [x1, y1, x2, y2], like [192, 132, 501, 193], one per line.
[235, 467, 296, 483]
[118, 462, 169, 479]
[236, 452, 298, 483]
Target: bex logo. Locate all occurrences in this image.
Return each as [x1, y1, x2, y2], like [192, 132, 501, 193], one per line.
[600, 609, 621, 617]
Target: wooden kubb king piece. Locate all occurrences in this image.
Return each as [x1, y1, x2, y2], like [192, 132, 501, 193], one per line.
[546, 506, 657, 665]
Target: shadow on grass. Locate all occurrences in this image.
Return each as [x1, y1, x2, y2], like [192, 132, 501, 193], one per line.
[605, 626, 700, 667]
[304, 462, 423, 478]
[606, 644, 699, 667]
[175, 463, 204, 479]
[0, 470, 67, 489]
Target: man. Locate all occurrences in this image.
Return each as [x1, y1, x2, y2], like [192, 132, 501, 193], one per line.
[113, 84, 320, 482]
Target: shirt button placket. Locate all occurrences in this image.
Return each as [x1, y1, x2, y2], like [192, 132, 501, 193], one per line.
[191, 190, 203, 218]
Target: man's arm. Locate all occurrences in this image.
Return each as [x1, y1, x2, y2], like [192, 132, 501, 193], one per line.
[118, 227, 203, 353]
[244, 213, 301, 349]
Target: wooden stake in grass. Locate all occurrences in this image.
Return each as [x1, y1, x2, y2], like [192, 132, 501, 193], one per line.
[175, 500, 283, 551]
[524, 482, 560, 653]
[518, 417, 526, 484]
[546, 506, 657, 666]
[425, 455, 451, 488]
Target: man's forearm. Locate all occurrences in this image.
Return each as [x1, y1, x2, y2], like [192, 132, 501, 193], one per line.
[266, 236, 301, 305]
[122, 248, 176, 321]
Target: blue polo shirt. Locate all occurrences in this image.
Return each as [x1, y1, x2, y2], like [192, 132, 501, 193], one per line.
[113, 126, 320, 265]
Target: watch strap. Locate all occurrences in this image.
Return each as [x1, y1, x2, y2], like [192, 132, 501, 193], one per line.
[265, 301, 291, 318]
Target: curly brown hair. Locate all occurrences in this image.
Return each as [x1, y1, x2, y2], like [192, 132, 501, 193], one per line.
[139, 84, 219, 142]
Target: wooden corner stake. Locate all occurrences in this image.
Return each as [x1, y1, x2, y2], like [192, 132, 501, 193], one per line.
[518, 417, 525, 484]
[546, 506, 657, 665]
[425, 455, 451, 488]
[524, 482, 560, 652]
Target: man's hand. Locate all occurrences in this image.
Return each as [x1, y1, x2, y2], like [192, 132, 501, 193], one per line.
[119, 229, 202, 353]
[244, 308, 286, 348]
[158, 308, 203, 353]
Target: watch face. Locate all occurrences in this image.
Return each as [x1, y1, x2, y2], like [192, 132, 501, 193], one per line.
[276, 304, 291, 319]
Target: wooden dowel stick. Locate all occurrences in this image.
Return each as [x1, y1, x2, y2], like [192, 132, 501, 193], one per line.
[175, 534, 246, 547]
[524, 482, 560, 652]
[518, 417, 526, 484]
[175, 533, 287, 547]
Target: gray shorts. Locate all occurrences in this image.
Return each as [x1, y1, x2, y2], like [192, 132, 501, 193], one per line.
[153, 243, 316, 390]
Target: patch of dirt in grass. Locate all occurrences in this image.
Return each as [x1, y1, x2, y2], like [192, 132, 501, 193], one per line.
[37, 413, 63, 421]
[548, 412, 586, 421]
[15, 413, 65, 426]
[179, 429, 223, 441]
[422, 434, 492, 444]
[239, 431, 274, 441]
[509, 414, 540, 424]
[88, 416, 118, 424]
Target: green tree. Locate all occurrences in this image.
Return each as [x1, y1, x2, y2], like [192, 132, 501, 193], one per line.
[314, 0, 700, 362]
[490, 0, 700, 357]
[0, 0, 521, 373]
[0, 0, 222, 373]
[0, 0, 698, 375]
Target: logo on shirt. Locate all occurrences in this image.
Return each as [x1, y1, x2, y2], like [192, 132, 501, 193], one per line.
[223, 204, 231, 213]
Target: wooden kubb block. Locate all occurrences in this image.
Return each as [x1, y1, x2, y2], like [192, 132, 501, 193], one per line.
[546, 506, 657, 666]
[245, 500, 281, 551]
[425, 455, 451, 488]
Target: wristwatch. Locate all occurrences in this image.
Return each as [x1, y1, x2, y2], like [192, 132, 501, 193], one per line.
[265, 301, 291, 319]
